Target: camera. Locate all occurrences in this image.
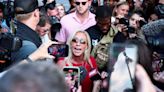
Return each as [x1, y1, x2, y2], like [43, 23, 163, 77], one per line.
[119, 18, 129, 26]
[3, 1, 15, 19]
[0, 33, 22, 61]
[119, 18, 135, 33]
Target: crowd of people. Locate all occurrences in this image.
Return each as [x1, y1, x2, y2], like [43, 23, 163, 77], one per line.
[0, 0, 163, 92]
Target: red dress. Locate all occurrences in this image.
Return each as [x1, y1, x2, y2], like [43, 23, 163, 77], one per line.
[58, 56, 98, 92]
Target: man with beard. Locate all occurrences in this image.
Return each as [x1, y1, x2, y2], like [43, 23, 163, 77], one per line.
[86, 5, 118, 92]
[86, 5, 117, 49]
[55, 0, 96, 43]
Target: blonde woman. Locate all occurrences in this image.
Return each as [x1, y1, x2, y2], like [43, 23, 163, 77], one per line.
[113, 1, 129, 18]
[57, 31, 100, 92]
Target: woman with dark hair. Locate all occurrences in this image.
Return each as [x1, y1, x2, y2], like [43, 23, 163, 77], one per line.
[113, 10, 147, 43]
[129, 10, 146, 29]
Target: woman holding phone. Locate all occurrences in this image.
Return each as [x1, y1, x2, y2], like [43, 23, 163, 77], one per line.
[57, 31, 100, 92]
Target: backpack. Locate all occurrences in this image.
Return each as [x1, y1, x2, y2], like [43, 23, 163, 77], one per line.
[92, 43, 110, 70]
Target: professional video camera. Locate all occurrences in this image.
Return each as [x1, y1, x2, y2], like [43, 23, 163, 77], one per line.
[3, 0, 15, 19]
[0, 33, 22, 61]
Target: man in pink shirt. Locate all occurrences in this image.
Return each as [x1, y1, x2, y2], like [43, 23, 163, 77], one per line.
[55, 0, 96, 42]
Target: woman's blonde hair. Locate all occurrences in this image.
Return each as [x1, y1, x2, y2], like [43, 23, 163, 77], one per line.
[112, 1, 129, 16]
[65, 31, 93, 68]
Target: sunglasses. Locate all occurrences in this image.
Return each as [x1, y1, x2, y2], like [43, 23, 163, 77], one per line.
[75, 1, 87, 6]
[72, 38, 86, 44]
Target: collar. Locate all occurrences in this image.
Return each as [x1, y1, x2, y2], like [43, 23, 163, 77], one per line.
[72, 11, 95, 22]
[100, 25, 118, 44]
[16, 21, 42, 47]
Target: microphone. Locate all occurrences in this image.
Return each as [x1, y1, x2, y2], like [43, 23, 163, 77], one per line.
[79, 66, 87, 84]
[141, 19, 164, 36]
[141, 19, 164, 56]
[123, 51, 135, 89]
[123, 51, 133, 64]
[79, 66, 101, 82]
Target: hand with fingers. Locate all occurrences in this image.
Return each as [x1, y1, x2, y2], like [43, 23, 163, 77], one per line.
[28, 41, 59, 61]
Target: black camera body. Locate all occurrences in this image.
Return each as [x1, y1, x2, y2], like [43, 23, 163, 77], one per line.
[119, 18, 129, 26]
[119, 18, 135, 33]
[0, 33, 22, 61]
[3, 0, 15, 19]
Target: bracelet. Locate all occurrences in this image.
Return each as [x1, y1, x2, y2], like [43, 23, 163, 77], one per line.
[26, 57, 33, 63]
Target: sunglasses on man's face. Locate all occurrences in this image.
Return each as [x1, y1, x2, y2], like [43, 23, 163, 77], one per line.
[75, 1, 87, 6]
[72, 38, 86, 44]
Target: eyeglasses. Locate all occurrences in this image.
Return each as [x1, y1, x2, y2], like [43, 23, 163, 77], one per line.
[75, 1, 87, 6]
[72, 38, 86, 44]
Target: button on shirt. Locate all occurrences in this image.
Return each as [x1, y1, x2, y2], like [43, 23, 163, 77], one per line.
[55, 12, 96, 42]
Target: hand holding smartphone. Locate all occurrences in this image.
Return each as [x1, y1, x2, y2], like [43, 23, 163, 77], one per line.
[48, 44, 68, 57]
[63, 66, 80, 91]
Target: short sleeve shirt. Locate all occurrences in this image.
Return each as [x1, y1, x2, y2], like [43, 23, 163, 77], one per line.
[55, 12, 96, 42]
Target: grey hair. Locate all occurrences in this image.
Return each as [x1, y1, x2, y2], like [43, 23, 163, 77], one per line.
[0, 62, 68, 92]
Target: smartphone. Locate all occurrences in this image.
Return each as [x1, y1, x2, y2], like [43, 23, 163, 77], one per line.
[48, 44, 68, 57]
[108, 43, 138, 92]
[63, 66, 80, 90]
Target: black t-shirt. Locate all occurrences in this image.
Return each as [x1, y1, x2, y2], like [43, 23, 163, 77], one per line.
[11, 21, 42, 62]
[86, 25, 104, 50]
[16, 21, 42, 47]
